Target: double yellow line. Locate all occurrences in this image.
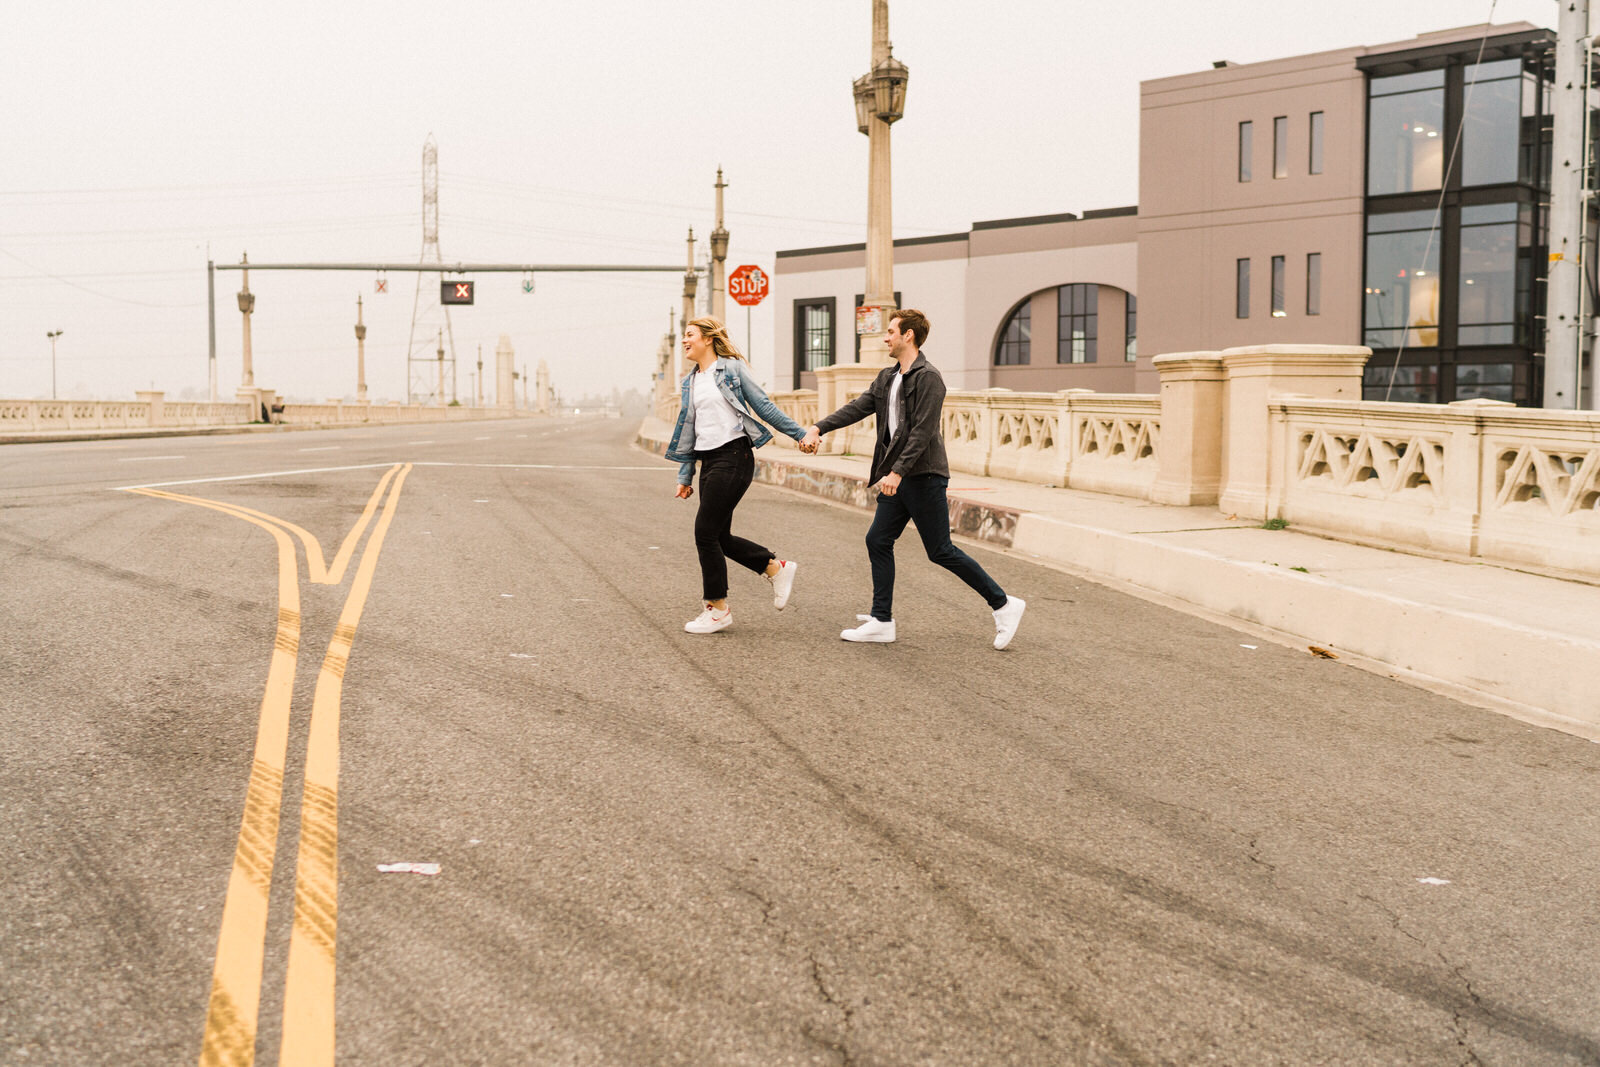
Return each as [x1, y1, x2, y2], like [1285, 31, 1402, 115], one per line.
[125, 463, 412, 1067]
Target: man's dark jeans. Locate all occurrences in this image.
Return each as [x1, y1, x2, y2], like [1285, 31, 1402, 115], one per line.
[865, 472, 1005, 622]
[694, 437, 773, 601]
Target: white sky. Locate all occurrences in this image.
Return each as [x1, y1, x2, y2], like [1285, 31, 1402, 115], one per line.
[1, 0, 1555, 404]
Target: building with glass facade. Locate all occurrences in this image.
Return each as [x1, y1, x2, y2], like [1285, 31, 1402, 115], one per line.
[771, 21, 1581, 406]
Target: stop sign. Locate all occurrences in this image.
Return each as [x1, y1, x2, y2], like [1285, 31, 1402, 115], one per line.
[728, 264, 769, 306]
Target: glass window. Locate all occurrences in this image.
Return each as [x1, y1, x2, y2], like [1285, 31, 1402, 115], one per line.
[1368, 70, 1445, 194]
[1364, 213, 1440, 348]
[1459, 209, 1519, 345]
[1239, 121, 1253, 182]
[1271, 256, 1286, 316]
[1462, 60, 1522, 186]
[1306, 252, 1322, 315]
[1364, 362, 1439, 403]
[799, 302, 833, 371]
[1456, 362, 1515, 401]
[1309, 111, 1324, 174]
[1125, 294, 1137, 362]
[1236, 258, 1251, 318]
[1058, 284, 1098, 363]
[1274, 116, 1289, 179]
[994, 301, 1031, 365]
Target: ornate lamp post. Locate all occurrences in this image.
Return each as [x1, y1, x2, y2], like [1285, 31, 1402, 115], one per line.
[47, 330, 63, 400]
[855, 0, 908, 363]
[237, 253, 256, 388]
[354, 294, 368, 403]
[710, 169, 729, 320]
[681, 227, 699, 337]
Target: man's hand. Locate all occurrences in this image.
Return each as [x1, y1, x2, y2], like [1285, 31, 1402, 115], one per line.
[878, 471, 902, 497]
[676, 484, 693, 499]
[799, 426, 821, 454]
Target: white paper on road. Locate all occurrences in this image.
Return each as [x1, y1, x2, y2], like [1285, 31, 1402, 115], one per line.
[1416, 877, 1451, 885]
[509, 653, 533, 659]
[377, 862, 441, 876]
[1240, 644, 1258, 650]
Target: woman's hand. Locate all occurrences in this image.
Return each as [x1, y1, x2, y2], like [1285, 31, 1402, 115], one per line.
[676, 484, 693, 499]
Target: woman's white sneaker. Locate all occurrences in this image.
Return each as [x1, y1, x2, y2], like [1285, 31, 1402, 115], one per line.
[841, 617, 896, 643]
[992, 596, 1026, 650]
[684, 606, 732, 634]
[768, 559, 798, 610]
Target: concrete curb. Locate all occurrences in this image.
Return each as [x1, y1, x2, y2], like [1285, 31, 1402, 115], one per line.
[636, 424, 1599, 736]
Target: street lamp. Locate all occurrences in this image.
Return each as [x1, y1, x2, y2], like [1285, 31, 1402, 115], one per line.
[47, 330, 63, 400]
[854, 1, 908, 362]
[872, 49, 909, 122]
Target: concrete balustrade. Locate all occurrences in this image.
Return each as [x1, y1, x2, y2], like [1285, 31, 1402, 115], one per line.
[1, 391, 535, 435]
[720, 344, 1598, 580]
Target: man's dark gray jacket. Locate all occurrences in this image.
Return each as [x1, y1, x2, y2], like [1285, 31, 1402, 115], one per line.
[814, 351, 950, 485]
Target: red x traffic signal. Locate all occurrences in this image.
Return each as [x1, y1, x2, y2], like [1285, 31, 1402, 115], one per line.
[440, 280, 475, 305]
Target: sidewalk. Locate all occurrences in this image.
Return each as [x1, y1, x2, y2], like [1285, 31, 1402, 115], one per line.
[637, 417, 1599, 740]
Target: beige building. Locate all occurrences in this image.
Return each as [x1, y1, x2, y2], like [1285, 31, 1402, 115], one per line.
[773, 21, 1571, 406]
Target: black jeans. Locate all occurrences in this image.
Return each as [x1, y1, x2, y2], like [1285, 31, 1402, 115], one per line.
[865, 473, 1006, 622]
[694, 437, 773, 601]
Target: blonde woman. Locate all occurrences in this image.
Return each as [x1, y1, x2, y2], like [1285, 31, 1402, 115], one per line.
[664, 316, 810, 634]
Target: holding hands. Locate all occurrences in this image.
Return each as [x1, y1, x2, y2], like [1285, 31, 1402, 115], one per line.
[798, 425, 822, 454]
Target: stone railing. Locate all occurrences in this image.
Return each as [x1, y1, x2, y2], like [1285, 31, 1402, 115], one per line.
[0, 390, 535, 435]
[1272, 397, 1600, 577]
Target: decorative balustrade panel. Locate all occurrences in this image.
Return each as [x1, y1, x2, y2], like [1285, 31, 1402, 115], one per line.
[1478, 410, 1600, 575]
[985, 393, 1068, 485]
[1066, 396, 1161, 498]
[941, 396, 990, 476]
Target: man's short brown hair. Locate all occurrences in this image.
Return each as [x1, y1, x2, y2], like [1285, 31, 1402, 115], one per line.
[891, 308, 930, 347]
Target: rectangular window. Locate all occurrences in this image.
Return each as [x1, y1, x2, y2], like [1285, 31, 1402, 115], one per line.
[1306, 253, 1322, 315]
[1238, 121, 1253, 182]
[1271, 256, 1286, 316]
[1367, 69, 1446, 194]
[1124, 294, 1137, 362]
[1236, 259, 1250, 318]
[1058, 284, 1098, 363]
[1363, 210, 1440, 348]
[798, 301, 834, 371]
[1309, 111, 1324, 174]
[1462, 59, 1522, 187]
[994, 301, 1031, 365]
[1459, 203, 1521, 345]
[1273, 116, 1289, 178]
[1455, 362, 1515, 402]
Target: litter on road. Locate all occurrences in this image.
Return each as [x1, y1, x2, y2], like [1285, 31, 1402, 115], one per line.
[377, 863, 441, 876]
[1417, 877, 1451, 885]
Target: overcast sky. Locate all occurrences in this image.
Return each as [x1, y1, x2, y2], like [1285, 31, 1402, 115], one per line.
[1, 0, 1557, 404]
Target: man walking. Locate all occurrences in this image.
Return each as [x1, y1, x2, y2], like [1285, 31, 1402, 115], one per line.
[800, 309, 1025, 648]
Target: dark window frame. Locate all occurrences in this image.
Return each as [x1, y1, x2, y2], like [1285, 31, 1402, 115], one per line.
[1271, 255, 1287, 317]
[1236, 258, 1251, 318]
[792, 297, 837, 386]
[1125, 293, 1138, 361]
[1239, 120, 1254, 182]
[1273, 116, 1289, 178]
[1309, 111, 1325, 174]
[994, 299, 1032, 366]
[1306, 252, 1322, 315]
[1058, 283, 1099, 364]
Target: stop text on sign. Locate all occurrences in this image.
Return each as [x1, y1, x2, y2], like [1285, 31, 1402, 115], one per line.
[728, 264, 768, 306]
[441, 280, 475, 305]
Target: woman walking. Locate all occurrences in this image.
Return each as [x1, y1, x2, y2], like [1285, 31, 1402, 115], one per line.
[664, 316, 809, 634]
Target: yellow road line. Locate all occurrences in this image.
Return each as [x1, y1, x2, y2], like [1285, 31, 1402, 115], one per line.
[125, 487, 301, 1067]
[279, 463, 412, 1067]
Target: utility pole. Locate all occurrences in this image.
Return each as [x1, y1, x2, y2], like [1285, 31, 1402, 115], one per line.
[407, 135, 457, 403]
[237, 253, 256, 387]
[207, 260, 217, 402]
[1545, 0, 1591, 407]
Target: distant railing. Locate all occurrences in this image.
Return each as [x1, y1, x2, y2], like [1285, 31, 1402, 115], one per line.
[0, 393, 535, 434]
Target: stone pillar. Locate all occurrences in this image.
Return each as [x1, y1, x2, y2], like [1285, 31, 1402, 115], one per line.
[710, 169, 728, 321]
[237, 254, 256, 388]
[1150, 353, 1224, 506]
[495, 335, 515, 410]
[681, 228, 698, 336]
[354, 294, 368, 403]
[1217, 344, 1371, 520]
[135, 390, 165, 427]
[536, 360, 551, 414]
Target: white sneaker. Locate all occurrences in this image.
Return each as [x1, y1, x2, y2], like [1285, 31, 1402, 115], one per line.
[684, 605, 732, 634]
[992, 596, 1026, 650]
[841, 617, 896, 643]
[768, 559, 798, 610]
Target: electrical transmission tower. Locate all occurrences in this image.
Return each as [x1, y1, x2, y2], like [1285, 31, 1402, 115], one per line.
[406, 135, 458, 404]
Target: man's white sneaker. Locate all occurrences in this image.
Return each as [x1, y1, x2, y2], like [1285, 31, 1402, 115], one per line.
[768, 559, 798, 610]
[992, 596, 1026, 650]
[684, 605, 732, 634]
[841, 617, 896, 643]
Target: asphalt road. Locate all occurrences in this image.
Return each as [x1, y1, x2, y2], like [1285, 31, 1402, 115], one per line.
[2, 417, 1597, 1066]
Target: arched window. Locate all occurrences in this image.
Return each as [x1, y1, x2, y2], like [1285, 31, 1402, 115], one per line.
[994, 301, 1031, 365]
[1059, 284, 1098, 364]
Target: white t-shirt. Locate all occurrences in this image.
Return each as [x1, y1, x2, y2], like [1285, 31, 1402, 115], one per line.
[887, 370, 904, 438]
[691, 369, 746, 451]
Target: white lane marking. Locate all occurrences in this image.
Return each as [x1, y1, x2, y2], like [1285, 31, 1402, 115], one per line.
[408, 440, 435, 445]
[474, 436, 491, 441]
[115, 455, 187, 462]
[298, 446, 340, 452]
[111, 461, 400, 491]
[412, 462, 671, 471]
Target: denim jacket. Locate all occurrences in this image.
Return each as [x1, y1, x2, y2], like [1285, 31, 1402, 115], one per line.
[665, 358, 806, 485]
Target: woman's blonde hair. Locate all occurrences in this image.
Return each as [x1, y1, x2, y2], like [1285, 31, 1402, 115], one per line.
[687, 316, 746, 362]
